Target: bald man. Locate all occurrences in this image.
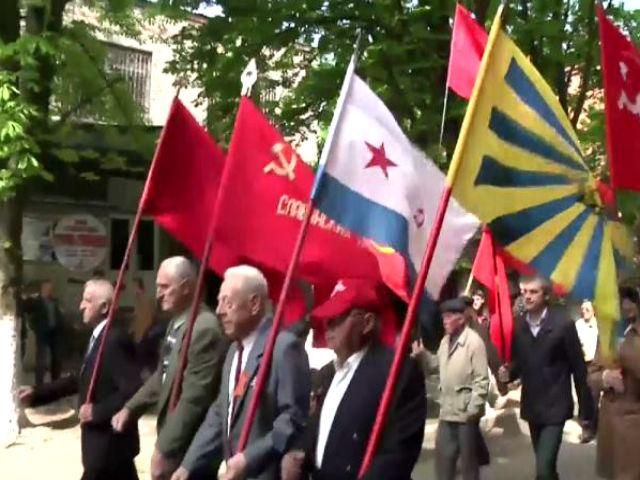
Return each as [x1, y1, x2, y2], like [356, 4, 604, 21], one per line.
[18, 279, 142, 480]
[112, 257, 228, 480]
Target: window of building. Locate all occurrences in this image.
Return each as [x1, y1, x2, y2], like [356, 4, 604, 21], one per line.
[110, 217, 129, 270]
[136, 219, 156, 271]
[105, 43, 152, 115]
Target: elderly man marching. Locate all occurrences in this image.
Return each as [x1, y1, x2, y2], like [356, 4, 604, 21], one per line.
[171, 265, 311, 480]
[112, 256, 228, 480]
[281, 278, 426, 480]
[435, 297, 489, 480]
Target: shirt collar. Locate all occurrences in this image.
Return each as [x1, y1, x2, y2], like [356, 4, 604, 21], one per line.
[333, 346, 368, 372]
[92, 319, 107, 339]
[526, 307, 548, 327]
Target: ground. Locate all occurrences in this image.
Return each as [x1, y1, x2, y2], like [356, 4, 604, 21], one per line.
[1, 389, 599, 479]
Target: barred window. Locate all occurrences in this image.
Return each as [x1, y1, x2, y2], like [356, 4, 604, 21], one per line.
[105, 43, 152, 115]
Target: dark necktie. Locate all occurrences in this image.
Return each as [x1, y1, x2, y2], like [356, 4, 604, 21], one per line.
[231, 342, 244, 414]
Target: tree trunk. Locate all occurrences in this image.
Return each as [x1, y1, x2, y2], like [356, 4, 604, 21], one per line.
[0, 193, 24, 447]
[0, 0, 23, 448]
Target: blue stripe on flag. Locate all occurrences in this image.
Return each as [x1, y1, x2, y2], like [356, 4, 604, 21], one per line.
[475, 154, 572, 188]
[529, 207, 591, 278]
[489, 109, 586, 173]
[573, 218, 604, 300]
[489, 195, 579, 246]
[314, 174, 410, 255]
[504, 59, 585, 167]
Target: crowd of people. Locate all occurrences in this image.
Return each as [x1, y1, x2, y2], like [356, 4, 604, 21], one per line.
[16, 256, 640, 480]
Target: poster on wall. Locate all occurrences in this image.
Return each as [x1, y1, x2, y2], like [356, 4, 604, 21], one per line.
[52, 214, 107, 272]
[22, 217, 54, 262]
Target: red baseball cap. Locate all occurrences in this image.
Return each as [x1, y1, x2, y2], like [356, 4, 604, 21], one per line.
[311, 279, 398, 346]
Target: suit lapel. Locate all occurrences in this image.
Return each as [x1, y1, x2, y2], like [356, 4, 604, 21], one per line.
[158, 313, 188, 411]
[228, 318, 271, 430]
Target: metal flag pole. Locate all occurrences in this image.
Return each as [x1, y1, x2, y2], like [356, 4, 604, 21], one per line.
[84, 98, 181, 403]
[168, 60, 257, 412]
[357, 5, 506, 477]
[236, 34, 362, 453]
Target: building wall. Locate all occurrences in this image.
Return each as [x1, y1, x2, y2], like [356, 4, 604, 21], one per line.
[65, 3, 207, 125]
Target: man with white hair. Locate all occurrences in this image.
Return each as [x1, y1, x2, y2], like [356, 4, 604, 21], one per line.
[112, 256, 228, 480]
[171, 265, 311, 480]
[18, 279, 142, 479]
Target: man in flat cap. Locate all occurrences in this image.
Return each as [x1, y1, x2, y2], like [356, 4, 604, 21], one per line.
[435, 297, 489, 480]
[281, 278, 426, 480]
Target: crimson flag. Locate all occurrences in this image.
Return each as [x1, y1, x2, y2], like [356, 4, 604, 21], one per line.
[140, 98, 307, 326]
[447, 3, 488, 99]
[211, 97, 385, 293]
[598, 6, 640, 191]
[471, 227, 513, 362]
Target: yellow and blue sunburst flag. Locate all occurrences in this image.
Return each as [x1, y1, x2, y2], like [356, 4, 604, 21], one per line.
[446, 4, 632, 361]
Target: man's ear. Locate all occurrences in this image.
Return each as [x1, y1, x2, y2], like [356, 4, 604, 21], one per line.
[362, 312, 377, 336]
[100, 301, 110, 317]
[249, 294, 261, 315]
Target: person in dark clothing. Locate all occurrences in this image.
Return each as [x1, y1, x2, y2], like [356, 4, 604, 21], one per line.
[19, 279, 142, 480]
[498, 275, 594, 480]
[23, 279, 66, 386]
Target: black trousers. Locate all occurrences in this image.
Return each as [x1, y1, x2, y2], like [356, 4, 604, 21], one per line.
[81, 459, 138, 480]
[35, 333, 61, 386]
[528, 422, 565, 480]
[435, 420, 482, 480]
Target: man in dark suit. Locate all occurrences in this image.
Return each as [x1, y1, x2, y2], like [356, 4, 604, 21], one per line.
[498, 275, 594, 480]
[171, 265, 311, 480]
[282, 278, 426, 480]
[23, 279, 65, 386]
[111, 256, 228, 480]
[18, 279, 142, 480]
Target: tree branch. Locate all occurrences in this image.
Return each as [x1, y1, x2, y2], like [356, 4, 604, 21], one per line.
[571, 0, 597, 127]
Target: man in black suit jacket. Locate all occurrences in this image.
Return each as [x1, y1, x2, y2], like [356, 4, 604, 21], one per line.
[19, 279, 142, 480]
[498, 275, 594, 480]
[282, 279, 426, 480]
[23, 279, 66, 385]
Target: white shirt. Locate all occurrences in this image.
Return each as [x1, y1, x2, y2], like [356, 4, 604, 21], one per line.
[227, 330, 258, 432]
[304, 332, 336, 370]
[315, 348, 367, 468]
[526, 308, 548, 337]
[88, 319, 107, 354]
[575, 317, 599, 362]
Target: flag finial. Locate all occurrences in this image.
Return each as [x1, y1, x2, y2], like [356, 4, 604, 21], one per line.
[241, 58, 258, 96]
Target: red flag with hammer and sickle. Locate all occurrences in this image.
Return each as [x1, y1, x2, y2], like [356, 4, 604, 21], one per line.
[598, 6, 640, 192]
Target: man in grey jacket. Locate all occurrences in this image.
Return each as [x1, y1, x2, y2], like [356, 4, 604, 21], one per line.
[171, 265, 311, 480]
[435, 297, 489, 480]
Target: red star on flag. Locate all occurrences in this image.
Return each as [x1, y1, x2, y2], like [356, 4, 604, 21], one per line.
[364, 141, 397, 179]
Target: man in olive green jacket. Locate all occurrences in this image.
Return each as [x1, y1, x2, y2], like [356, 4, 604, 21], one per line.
[112, 257, 228, 480]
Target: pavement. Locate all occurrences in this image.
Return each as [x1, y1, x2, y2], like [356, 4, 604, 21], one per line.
[0, 389, 599, 479]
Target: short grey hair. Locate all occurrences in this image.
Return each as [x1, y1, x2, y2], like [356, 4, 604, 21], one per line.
[84, 279, 114, 305]
[160, 256, 197, 283]
[224, 265, 269, 299]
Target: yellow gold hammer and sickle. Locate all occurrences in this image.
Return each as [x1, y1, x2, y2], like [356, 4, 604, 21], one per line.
[264, 142, 297, 181]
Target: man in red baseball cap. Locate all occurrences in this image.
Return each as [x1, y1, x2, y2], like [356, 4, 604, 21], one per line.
[281, 278, 427, 480]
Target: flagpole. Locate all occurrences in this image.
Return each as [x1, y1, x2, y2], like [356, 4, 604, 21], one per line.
[168, 60, 258, 413]
[236, 34, 363, 454]
[358, 6, 506, 477]
[84, 98, 180, 404]
[490, 232, 507, 361]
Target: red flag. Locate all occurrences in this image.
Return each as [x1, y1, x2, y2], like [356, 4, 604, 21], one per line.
[598, 6, 640, 191]
[471, 227, 513, 362]
[211, 97, 384, 287]
[141, 99, 225, 257]
[139, 99, 307, 326]
[447, 3, 488, 99]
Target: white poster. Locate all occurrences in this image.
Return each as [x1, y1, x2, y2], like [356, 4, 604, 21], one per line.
[52, 214, 107, 272]
[22, 217, 54, 262]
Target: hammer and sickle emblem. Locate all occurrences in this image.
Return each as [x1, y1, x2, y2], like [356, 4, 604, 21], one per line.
[264, 143, 298, 181]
